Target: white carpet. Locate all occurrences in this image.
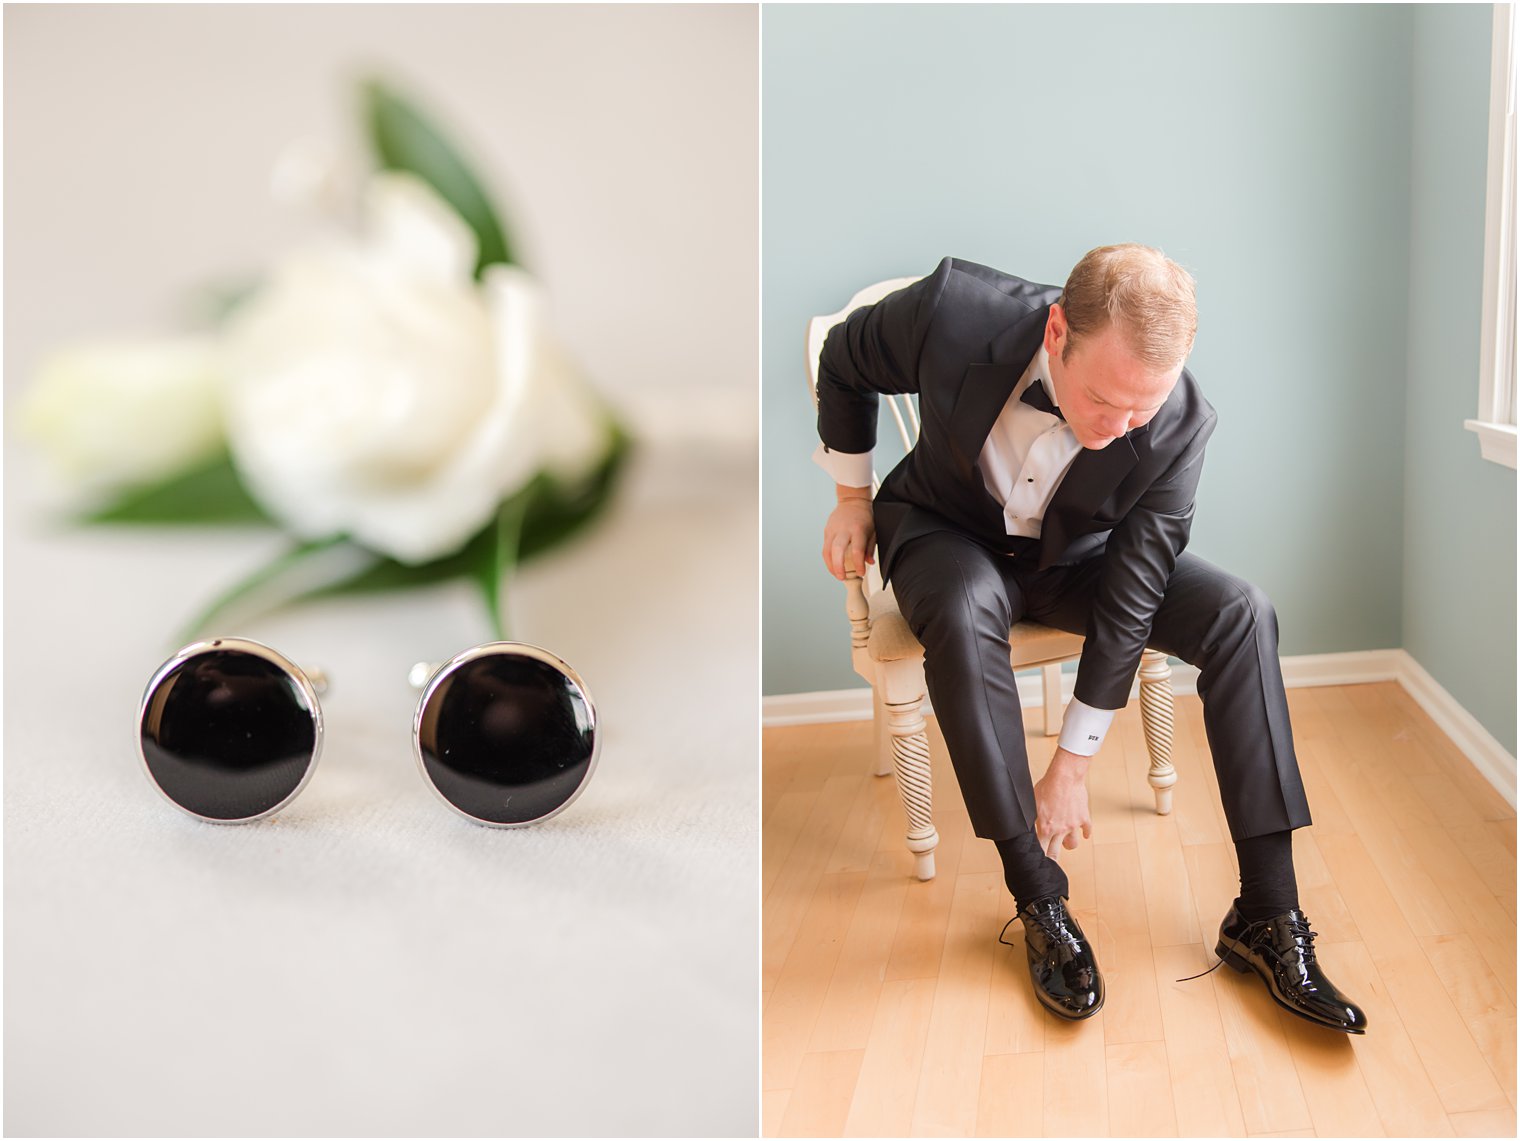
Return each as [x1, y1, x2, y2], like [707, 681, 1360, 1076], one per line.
[3, 445, 759, 1137]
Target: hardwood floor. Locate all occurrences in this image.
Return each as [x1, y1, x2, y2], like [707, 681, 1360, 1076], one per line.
[762, 682, 1516, 1138]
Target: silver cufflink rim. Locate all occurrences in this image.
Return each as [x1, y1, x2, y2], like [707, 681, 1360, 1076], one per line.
[137, 636, 327, 825]
[409, 640, 601, 829]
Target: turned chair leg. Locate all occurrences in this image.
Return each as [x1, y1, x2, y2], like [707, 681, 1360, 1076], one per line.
[885, 693, 939, 881]
[1138, 648, 1177, 815]
[871, 687, 893, 777]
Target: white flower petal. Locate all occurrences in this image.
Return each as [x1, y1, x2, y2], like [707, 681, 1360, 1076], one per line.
[222, 172, 611, 566]
[20, 337, 224, 491]
[365, 170, 478, 285]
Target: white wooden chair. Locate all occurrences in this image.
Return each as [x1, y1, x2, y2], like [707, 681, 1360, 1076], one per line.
[806, 278, 1180, 881]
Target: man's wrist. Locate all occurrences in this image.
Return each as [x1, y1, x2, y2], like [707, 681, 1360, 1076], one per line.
[1049, 747, 1092, 778]
[836, 484, 872, 503]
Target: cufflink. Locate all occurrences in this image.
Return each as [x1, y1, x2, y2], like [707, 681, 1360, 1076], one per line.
[138, 637, 326, 823]
[409, 642, 599, 827]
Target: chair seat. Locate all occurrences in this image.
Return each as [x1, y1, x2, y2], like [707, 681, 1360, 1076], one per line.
[866, 609, 1086, 668]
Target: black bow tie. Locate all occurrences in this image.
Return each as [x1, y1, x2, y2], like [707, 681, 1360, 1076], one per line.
[1020, 378, 1064, 420]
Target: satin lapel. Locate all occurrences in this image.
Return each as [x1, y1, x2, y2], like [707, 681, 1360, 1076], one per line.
[950, 362, 1023, 473]
[1038, 430, 1144, 569]
[949, 305, 1049, 468]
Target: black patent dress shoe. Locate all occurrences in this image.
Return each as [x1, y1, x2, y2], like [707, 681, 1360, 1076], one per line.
[1001, 894, 1104, 1021]
[1215, 904, 1367, 1034]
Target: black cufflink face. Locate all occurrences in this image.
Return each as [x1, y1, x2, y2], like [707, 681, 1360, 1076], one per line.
[137, 639, 323, 823]
[412, 642, 598, 827]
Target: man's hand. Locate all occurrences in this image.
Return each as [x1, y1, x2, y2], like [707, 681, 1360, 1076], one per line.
[1033, 747, 1093, 859]
[822, 487, 876, 580]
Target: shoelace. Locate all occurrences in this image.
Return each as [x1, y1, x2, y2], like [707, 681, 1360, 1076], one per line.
[1281, 912, 1319, 963]
[998, 899, 1080, 949]
[1175, 911, 1318, 983]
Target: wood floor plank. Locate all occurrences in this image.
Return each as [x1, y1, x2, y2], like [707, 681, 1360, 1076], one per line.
[1180, 842, 1237, 954]
[1306, 687, 1517, 1021]
[1042, 1013, 1110, 1137]
[764, 772, 874, 992]
[1292, 830, 1363, 945]
[826, 767, 895, 875]
[1303, 870, 1458, 1136]
[762, 1088, 792, 1139]
[983, 918, 1046, 1057]
[1210, 952, 1315, 1136]
[974, 1051, 1044, 1137]
[909, 871, 1003, 1137]
[1417, 933, 1517, 1106]
[1379, 684, 1513, 823]
[1095, 842, 1165, 1045]
[1447, 819, 1517, 921]
[1132, 806, 1203, 949]
[843, 976, 937, 1137]
[808, 849, 914, 1054]
[1492, 817, 1516, 857]
[885, 821, 970, 983]
[764, 871, 867, 1091]
[1338, 684, 1478, 835]
[1447, 1104, 1519, 1137]
[764, 789, 815, 899]
[1273, 997, 1386, 1138]
[1314, 834, 1509, 1116]
[1154, 942, 1248, 1137]
[1289, 688, 1359, 839]
[1407, 826, 1516, 1006]
[1106, 1040, 1178, 1136]
[779, 1049, 866, 1138]
[1090, 713, 1139, 846]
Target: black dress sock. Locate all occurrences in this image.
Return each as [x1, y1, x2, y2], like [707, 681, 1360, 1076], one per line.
[1234, 829, 1300, 923]
[993, 832, 1070, 913]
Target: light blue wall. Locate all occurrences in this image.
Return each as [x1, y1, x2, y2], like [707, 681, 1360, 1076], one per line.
[1403, 5, 1516, 755]
[764, 3, 1419, 696]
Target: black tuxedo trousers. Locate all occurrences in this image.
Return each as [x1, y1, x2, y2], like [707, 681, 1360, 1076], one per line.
[888, 527, 1313, 845]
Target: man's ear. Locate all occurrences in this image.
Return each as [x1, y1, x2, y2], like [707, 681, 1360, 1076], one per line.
[1045, 303, 1068, 358]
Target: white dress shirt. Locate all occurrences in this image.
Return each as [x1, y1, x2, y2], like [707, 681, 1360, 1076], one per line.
[813, 342, 1118, 756]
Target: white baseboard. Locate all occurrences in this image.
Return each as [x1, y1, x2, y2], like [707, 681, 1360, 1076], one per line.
[1392, 650, 1517, 806]
[759, 688, 881, 726]
[762, 648, 1516, 807]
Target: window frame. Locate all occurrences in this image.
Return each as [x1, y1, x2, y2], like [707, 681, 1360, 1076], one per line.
[1467, 2, 1518, 470]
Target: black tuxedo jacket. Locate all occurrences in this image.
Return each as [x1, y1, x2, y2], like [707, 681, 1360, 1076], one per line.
[816, 256, 1219, 710]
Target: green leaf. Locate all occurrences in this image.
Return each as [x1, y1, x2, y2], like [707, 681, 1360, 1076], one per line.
[516, 418, 633, 561]
[182, 276, 264, 329]
[361, 77, 515, 276]
[474, 494, 528, 642]
[173, 533, 363, 646]
[299, 419, 634, 635]
[84, 452, 274, 526]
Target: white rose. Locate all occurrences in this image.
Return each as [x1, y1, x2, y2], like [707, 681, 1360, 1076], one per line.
[222, 170, 609, 565]
[19, 337, 224, 492]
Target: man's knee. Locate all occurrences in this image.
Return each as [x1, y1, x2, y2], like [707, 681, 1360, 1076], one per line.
[1161, 561, 1280, 667]
[1202, 576, 1278, 650]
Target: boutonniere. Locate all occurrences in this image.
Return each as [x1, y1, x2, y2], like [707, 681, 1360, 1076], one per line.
[21, 78, 630, 643]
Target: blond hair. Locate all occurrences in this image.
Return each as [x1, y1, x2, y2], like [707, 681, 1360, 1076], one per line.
[1058, 244, 1197, 369]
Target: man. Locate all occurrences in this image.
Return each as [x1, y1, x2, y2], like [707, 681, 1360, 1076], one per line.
[814, 247, 1365, 1032]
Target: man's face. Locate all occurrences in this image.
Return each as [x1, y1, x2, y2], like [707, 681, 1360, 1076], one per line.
[1044, 305, 1182, 450]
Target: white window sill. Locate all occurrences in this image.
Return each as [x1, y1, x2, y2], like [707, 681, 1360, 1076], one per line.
[1464, 419, 1518, 469]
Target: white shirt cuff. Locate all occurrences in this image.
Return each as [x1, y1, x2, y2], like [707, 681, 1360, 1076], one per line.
[1057, 697, 1117, 756]
[812, 441, 873, 488]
